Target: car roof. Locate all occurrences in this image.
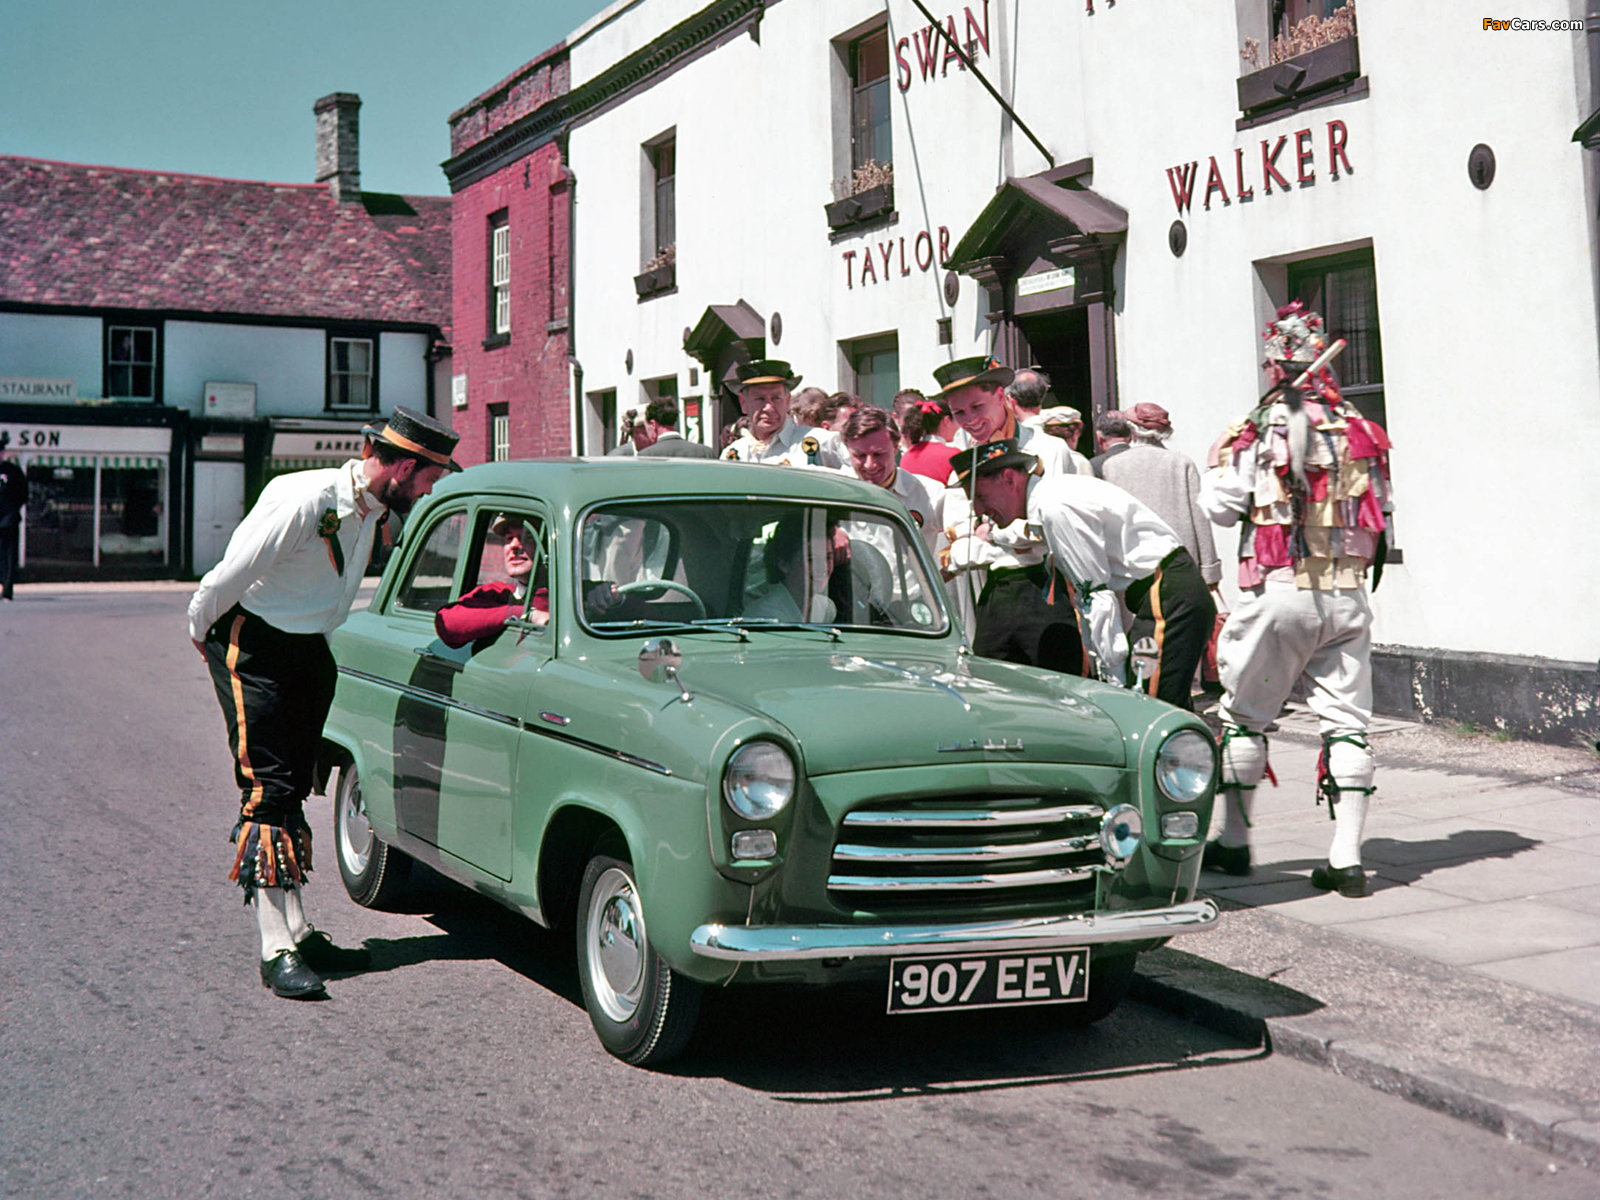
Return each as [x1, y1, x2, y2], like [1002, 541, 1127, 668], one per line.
[428, 457, 909, 511]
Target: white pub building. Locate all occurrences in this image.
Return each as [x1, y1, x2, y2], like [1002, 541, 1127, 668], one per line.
[470, 0, 1599, 743]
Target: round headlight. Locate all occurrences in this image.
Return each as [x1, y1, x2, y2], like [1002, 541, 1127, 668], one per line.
[1099, 804, 1144, 863]
[722, 741, 796, 820]
[1155, 730, 1216, 804]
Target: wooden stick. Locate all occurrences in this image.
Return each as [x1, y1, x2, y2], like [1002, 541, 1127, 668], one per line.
[1289, 338, 1347, 389]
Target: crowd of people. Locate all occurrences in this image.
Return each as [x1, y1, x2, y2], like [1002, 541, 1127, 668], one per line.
[681, 302, 1393, 901]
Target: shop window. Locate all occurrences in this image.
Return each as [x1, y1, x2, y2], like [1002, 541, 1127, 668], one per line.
[106, 325, 158, 400]
[1236, 0, 1362, 125]
[328, 336, 376, 412]
[1287, 249, 1384, 428]
[489, 212, 511, 342]
[489, 404, 510, 462]
[395, 509, 467, 613]
[23, 456, 167, 574]
[846, 333, 900, 410]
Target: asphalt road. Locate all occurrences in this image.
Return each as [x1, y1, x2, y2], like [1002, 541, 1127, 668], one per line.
[1, 588, 1591, 1198]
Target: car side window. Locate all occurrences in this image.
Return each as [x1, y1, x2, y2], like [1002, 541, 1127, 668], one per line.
[394, 510, 467, 613]
[465, 509, 549, 625]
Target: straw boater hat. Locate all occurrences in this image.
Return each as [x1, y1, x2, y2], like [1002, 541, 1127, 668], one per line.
[1038, 405, 1083, 428]
[363, 406, 462, 472]
[946, 438, 1038, 489]
[932, 354, 1015, 399]
[733, 359, 803, 392]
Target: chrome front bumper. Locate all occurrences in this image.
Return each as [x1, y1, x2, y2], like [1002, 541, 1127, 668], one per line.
[688, 898, 1220, 962]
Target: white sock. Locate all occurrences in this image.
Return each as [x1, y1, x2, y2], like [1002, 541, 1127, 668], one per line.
[1217, 729, 1266, 849]
[254, 887, 295, 960]
[283, 885, 310, 945]
[1325, 736, 1374, 869]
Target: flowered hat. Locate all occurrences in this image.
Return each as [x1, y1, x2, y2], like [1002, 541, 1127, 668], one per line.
[1261, 300, 1327, 371]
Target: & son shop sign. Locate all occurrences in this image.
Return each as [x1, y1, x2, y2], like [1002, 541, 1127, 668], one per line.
[1166, 119, 1352, 214]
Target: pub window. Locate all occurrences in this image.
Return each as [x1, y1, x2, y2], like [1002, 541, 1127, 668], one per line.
[851, 27, 892, 174]
[652, 140, 675, 259]
[328, 337, 375, 411]
[106, 325, 157, 400]
[489, 404, 510, 462]
[845, 332, 900, 411]
[640, 133, 676, 274]
[489, 212, 511, 338]
[1287, 249, 1384, 428]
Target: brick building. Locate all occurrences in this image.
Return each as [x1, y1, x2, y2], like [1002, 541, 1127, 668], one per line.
[443, 46, 576, 465]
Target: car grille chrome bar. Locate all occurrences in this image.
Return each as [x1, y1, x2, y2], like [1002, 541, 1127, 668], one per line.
[833, 835, 1101, 863]
[828, 866, 1096, 891]
[829, 796, 1107, 900]
[841, 804, 1103, 829]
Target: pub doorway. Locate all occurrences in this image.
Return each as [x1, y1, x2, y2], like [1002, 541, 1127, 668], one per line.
[1016, 308, 1093, 461]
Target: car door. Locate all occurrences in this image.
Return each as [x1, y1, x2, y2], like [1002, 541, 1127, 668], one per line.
[425, 504, 555, 881]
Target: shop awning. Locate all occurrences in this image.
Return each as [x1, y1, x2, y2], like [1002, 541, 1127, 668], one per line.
[268, 456, 350, 471]
[25, 454, 165, 469]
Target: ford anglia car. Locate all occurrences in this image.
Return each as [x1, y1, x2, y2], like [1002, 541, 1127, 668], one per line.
[318, 459, 1219, 1064]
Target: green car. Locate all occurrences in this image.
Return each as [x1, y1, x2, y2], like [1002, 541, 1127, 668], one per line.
[319, 459, 1219, 1064]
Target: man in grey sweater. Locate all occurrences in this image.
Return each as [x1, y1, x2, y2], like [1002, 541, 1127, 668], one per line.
[1095, 403, 1221, 590]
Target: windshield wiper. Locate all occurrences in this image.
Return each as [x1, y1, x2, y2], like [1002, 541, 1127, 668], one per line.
[590, 617, 751, 642]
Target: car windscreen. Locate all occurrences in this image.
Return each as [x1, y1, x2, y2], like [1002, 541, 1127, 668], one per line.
[577, 499, 949, 636]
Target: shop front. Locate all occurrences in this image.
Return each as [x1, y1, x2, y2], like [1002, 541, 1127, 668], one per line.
[1, 417, 181, 580]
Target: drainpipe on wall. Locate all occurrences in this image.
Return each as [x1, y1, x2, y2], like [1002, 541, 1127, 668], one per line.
[559, 133, 584, 456]
[1581, 6, 1600, 377]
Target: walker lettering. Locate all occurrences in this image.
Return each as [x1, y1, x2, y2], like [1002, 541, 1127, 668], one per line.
[1166, 120, 1351, 214]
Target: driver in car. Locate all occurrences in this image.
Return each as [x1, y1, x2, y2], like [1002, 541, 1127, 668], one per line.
[743, 516, 841, 624]
[435, 514, 550, 647]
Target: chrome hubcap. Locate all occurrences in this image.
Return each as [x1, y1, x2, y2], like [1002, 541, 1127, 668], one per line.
[587, 867, 646, 1023]
[338, 772, 373, 876]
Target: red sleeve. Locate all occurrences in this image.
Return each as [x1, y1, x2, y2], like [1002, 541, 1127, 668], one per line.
[434, 582, 521, 648]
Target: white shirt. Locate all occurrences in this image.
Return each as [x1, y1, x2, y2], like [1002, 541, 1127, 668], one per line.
[724, 418, 846, 468]
[1025, 473, 1181, 680]
[839, 465, 945, 556]
[188, 459, 386, 639]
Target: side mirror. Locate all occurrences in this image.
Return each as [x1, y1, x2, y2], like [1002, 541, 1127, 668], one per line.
[638, 637, 692, 703]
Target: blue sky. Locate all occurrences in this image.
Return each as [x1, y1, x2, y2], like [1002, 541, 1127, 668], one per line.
[1, 0, 602, 195]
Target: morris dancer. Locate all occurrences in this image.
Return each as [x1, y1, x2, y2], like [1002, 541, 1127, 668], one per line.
[189, 407, 459, 996]
[1199, 304, 1394, 896]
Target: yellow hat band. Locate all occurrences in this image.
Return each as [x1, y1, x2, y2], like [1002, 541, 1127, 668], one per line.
[377, 427, 453, 467]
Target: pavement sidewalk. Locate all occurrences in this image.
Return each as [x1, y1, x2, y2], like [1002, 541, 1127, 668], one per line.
[1134, 704, 1600, 1168]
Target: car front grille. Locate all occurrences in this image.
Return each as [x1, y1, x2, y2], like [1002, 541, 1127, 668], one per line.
[827, 796, 1106, 907]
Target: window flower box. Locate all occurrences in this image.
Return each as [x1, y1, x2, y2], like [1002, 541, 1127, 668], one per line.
[634, 262, 675, 299]
[824, 182, 894, 231]
[1237, 36, 1360, 119]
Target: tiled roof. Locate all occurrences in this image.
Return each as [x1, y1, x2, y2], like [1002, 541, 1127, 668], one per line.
[0, 156, 450, 328]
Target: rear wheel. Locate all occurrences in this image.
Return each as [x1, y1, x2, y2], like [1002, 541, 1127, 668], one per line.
[575, 851, 701, 1066]
[333, 762, 411, 909]
[1049, 950, 1138, 1027]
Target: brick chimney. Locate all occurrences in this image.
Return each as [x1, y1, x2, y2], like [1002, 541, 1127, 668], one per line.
[314, 92, 361, 203]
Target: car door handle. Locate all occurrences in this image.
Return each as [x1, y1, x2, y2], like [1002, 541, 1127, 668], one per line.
[413, 646, 466, 673]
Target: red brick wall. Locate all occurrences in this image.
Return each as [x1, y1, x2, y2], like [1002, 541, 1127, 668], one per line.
[449, 144, 571, 466]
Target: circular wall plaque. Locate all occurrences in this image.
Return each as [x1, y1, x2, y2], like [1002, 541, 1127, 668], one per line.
[770, 312, 783, 345]
[1168, 220, 1188, 258]
[625, 349, 634, 374]
[1468, 144, 1496, 190]
[943, 271, 960, 305]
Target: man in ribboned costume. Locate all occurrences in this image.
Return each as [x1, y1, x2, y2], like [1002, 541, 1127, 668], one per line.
[1199, 302, 1395, 897]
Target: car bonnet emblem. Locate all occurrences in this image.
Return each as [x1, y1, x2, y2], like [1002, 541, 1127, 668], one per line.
[936, 738, 1024, 752]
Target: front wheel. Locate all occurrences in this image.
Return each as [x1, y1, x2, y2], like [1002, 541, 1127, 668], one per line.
[333, 762, 411, 909]
[1049, 950, 1138, 1027]
[575, 852, 701, 1065]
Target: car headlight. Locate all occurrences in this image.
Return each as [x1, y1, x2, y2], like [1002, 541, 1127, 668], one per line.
[1155, 730, 1216, 803]
[1099, 804, 1144, 863]
[722, 741, 796, 820]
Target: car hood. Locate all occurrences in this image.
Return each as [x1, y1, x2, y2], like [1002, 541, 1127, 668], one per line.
[660, 645, 1127, 773]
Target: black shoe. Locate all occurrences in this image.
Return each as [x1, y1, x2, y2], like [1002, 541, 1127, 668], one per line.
[295, 929, 371, 974]
[1310, 862, 1368, 897]
[1202, 840, 1252, 876]
[260, 950, 327, 999]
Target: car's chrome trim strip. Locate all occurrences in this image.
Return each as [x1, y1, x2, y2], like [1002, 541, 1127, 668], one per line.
[337, 666, 520, 728]
[689, 899, 1221, 961]
[827, 866, 1094, 891]
[336, 666, 671, 775]
[832, 835, 1101, 863]
[840, 804, 1103, 829]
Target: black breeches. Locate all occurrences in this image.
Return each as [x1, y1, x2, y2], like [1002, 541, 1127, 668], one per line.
[1126, 548, 1216, 711]
[202, 605, 337, 827]
[973, 566, 1089, 677]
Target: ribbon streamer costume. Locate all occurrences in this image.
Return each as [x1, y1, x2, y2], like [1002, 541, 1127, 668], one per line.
[1198, 304, 1394, 894]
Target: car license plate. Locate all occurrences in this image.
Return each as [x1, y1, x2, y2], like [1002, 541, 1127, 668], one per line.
[886, 948, 1090, 1014]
